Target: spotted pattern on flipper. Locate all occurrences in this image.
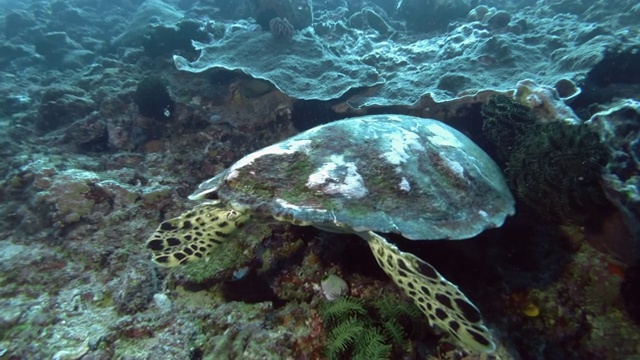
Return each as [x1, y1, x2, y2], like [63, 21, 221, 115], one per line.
[146, 201, 250, 267]
[363, 231, 495, 353]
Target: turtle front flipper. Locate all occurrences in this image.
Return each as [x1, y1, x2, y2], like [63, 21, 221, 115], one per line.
[146, 201, 249, 267]
[361, 231, 496, 353]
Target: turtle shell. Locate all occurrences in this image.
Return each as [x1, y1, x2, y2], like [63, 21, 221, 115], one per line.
[192, 114, 514, 240]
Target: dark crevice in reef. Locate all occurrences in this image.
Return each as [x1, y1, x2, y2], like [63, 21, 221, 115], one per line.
[221, 271, 285, 307]
[621, 261, 640, 326]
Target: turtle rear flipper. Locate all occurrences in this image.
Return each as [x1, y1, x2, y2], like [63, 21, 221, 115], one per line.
[146, 201, 249, 267]
[363, 231, 496, 353]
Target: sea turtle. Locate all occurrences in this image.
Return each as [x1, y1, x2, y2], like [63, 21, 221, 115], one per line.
[146, 114, 515, 352]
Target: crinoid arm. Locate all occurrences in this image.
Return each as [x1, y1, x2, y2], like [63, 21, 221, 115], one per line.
[146, 201, 249, 267]
[361, 231, 496, 353]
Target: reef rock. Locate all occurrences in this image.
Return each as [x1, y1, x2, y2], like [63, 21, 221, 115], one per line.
[587, 99, 640, 259]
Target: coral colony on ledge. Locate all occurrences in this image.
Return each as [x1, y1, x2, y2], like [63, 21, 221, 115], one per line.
[1, 0, 640, 359]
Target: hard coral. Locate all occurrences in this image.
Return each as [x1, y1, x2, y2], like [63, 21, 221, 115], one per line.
[250, 0, 313, 31]
[513, 79, 581, 124]
[142, 19, 209, 57]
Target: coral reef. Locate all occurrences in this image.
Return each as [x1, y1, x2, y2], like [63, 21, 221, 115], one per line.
[347, 7, 393, 35]
[37, 85, 96, 132]
[269, 17, 295, 40]
[112, 256, 159, 315]
[249, 0, 313, 30]
[396, 0, 470, 33]
[1, 0, 639, 358]
[587, 99, 640, 258]
[319, 295, 429, 359]
[173, 3, 632, 108]
[482, 93, 610, 225]
[506, 121, 611, 224]
[513, 79, 582, 124]
[142, 19, 209, 57]
[133, 76, 175, 120]
[111, 0, 184, 47]
[481, 94, 537, 162]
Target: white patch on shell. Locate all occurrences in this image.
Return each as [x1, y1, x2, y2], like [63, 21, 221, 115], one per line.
[272, 199, 316, 225]
[381, 127, 425, 165]
[478, 210, 488, 218]
[399, 177, 411, 192]
[227, 139, 312, 176]
[386, 115, 404, 122]
[226, 169, 240, 182]
[306, 155, 367, 199]
[275, 198, 326, 214]
[426, 123, 462, 147]
[441, 154, 465, 178]
[275, 198, 302, 212]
